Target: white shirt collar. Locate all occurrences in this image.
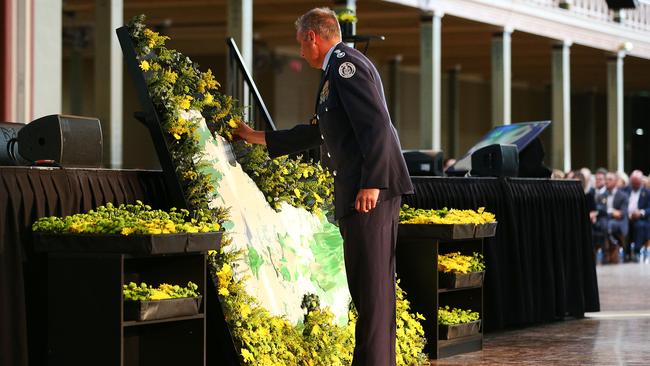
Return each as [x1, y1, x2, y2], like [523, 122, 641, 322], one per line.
[321, 43, 341, 71]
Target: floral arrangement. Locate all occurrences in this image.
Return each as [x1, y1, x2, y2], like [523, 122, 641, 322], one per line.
[31, 201, 225, 235]
[234, 144, 334, 215]
[209, 239, 429, 366]
[438, 252, 485, 274]
[336, 9, 358, 23]
[123, 281, 200, 301]
[438, 306, 480, 326]
[399, 205, 496, 225]
[127, 15, 428, 365]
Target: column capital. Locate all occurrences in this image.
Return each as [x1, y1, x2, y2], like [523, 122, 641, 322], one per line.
[552, 40, 573, 49]
[492, 27, 514, 38]
[420, 10, 444, 22]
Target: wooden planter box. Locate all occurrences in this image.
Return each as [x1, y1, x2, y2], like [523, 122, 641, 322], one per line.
[439, 320, 481, 340]
[34, 231, 222, 255]
[124, 296, 202, 321]
[439, 271, 485, 289]
[475, 222, 497, 238]
[398, 224, 475, 240]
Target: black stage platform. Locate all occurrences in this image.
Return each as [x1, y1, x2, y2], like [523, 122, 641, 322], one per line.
[0, 168, 599, 365]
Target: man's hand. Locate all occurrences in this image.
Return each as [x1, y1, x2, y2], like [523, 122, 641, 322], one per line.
[612, 209, 622, 220]
[589, 210, 598, 224]
[234, 120, 267, 145]
[630, 209, 641, 220]
[355, 188, 380, 214]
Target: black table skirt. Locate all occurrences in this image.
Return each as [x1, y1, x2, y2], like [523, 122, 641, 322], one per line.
[1, 169, 599, 365]
[0, 167, 170, 366]
[404, 177, 600, 332]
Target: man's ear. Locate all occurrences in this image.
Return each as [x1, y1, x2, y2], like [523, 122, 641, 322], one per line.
[307, 30, 317, 43]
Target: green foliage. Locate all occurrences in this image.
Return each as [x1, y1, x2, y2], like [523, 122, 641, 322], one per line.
[396, 282, 429, 366]
[438, 252, 485, 274]
[469, 253, 486, 272]
[234, 143, 334, 215]
[438, 306, 480, 326]
[123, 281, 200, 301]
[31, 201, 227, 235]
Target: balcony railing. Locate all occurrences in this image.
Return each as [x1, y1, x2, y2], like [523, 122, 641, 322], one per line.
[512, 0, 650, 32]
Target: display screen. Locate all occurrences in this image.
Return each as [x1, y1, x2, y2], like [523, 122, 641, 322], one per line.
[446, 121, 551, 174]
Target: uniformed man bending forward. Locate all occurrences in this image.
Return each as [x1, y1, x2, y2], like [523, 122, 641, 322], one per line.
[234, 7, 413, 366]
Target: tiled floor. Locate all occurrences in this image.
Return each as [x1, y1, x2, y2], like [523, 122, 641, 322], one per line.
[430, 263, 650, 365]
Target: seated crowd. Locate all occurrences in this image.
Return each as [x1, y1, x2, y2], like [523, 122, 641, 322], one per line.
[555, 168, 650, 264]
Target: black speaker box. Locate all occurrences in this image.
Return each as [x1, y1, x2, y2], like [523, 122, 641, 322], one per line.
[0, 122, 28, 165]
[403, 150, 444, 176]
[18, 114, 103, 167]
[470, 144, 519, 177]
[605, 0, 638, 9]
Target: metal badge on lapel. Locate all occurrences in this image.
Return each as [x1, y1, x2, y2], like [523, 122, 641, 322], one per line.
[319, 80, 330, 104]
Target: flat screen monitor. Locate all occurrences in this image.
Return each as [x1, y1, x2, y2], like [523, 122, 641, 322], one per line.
[446, 121, 551, 175]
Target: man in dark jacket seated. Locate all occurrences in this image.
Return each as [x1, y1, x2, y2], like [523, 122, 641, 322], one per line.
[593, 172, 629, 263]
[623, 170, 650, 260]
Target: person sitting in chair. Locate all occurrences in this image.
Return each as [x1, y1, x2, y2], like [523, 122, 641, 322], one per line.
[624, 170, 650, 260]
[593, 172, 629, 263]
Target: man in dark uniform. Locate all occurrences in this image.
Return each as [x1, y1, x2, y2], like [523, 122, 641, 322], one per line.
[234, 7, 413, 366]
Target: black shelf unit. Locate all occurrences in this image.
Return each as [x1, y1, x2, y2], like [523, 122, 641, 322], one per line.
[396, 224, 491, 359]
[46, 251, 207, 366]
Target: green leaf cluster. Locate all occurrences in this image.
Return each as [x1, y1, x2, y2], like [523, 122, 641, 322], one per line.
[123, 281, 200, 301]
[438, 252, 485, 274]
[31, 201, 227, 235]
[437, 306, 480, 326]
[234, 143, 334, 216]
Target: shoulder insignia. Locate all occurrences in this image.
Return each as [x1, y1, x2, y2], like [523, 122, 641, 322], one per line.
[336, 51, 345, 58]
[338, 62, 356, 79]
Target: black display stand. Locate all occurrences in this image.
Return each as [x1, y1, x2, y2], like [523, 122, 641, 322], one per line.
[396, 224, 494, 359]
[40, 234, 218, 366]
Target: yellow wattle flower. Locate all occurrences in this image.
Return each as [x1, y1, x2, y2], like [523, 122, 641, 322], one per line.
[139, 60, 150, 71]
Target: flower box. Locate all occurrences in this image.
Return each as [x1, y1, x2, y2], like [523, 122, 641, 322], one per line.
[398, 224, 475, 240]
[124, 296, 202, 321]
[474, 222, 497, 238]
[439, 320, 481, 340]
[439, 271, 485, 289]
[33, 232, 222, 255]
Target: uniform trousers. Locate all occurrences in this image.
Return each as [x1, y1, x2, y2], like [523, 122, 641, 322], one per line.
[338, 195, 401, 366]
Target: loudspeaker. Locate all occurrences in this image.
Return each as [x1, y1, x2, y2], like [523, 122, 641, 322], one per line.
[470, 144, 519, 177]
[18, 114, 103, 167]
[605, 0, 638, 10]
[518, 137, 552, 178]
[403, 150, 444, 176]
[0, 122, 28, 165]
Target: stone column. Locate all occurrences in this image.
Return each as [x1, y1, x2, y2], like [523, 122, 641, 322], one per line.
[551, 41, 572, 171]
[94, 0, 123, 167]
[607, 51, 625, 172]
[420, 11, 443, 150]
[491, 29, 512, 127]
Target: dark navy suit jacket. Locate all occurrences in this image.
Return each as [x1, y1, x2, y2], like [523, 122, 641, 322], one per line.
[265, 43, 413, 219]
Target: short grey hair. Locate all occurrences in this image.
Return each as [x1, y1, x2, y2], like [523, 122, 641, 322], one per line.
[295, 7, 341, 41]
